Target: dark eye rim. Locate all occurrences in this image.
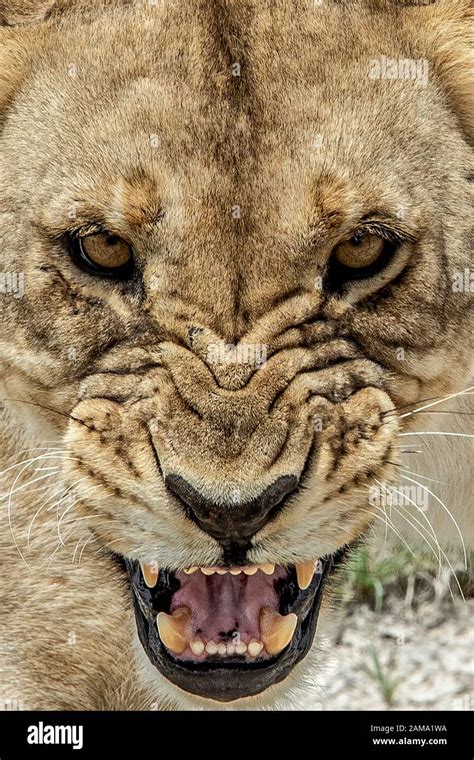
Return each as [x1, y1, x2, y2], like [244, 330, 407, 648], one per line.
[327, 237, 401, 290]
[68, 233, 135, 280]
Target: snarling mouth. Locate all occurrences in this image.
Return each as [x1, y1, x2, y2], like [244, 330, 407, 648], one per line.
[125, 556, 335, 701]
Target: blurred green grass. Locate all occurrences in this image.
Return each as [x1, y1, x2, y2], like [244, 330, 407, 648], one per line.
[335, 545, 473, 612]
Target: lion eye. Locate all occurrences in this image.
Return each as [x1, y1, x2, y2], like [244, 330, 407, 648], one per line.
[71, 232, 134, 279]
[333, 235, 384, 270]
[328, 232, 398, 288]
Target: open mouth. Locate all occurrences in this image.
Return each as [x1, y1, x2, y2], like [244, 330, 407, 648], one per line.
[125, 555, 336, 702]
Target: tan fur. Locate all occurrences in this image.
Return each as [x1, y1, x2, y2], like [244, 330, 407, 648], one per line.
[0, 0, 472, 710]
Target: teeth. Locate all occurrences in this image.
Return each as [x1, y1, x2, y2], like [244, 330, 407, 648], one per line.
[296, 560, 317, 590]
[260, 608, 298, 656]
[205, 641, 218, 655]
[217, 643, 227, 654]
[248, 639, 264, 657]
[156, 607, 191, 654]
[190, 639, 205, 656]
[235, 642, 247, 655]
[191, 563, 277, 576]
[140, 561, 159, 588]
[226, 643, 236, 655]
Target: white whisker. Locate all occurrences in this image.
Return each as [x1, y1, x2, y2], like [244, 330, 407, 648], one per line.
[398, 432, 474, 439]
[399, 467, 450, 487]
[399, 474, 468, 569]
[374, 479, 442, 574]
[359, 506, 416, 558]
[398, 385, 474, 420]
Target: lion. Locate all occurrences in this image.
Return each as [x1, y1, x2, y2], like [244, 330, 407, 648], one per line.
[0, 0, 472, 710]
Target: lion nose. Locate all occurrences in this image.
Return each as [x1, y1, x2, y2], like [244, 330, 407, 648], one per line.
[165, 473, 298, 546]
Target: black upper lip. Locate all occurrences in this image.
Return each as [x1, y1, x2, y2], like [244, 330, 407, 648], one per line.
[124, 554, 341, 702]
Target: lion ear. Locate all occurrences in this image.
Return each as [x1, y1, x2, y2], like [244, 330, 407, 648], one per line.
[421, 0, 474, 143]
[0, 1, 56, 26]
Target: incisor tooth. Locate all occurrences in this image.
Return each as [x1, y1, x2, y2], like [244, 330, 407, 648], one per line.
[229, 568, 242, 575]
[260, 563, 275, 575]
[243, 566, 258, 575]
[206, 641, 218, 654]
[201, 567, 215, 576]
[296, 560, 317, 590]
[226, 643, 236, 655]
[260, 608, 298, 656]
[156, 607, 191, 654]
[216, 569, 227, 575]
[184, 567, 198, 574]
[190, 639, 205, 656]
[140, 561, 159, 588]
[235, 642, 247, 655]
[248, 639, 264, 657]
[217, 643, 227, 654]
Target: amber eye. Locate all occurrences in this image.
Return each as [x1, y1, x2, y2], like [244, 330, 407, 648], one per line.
[333, 235, 384, 269]
[329, 233, 398, 287]
[71, 232, 134, 279]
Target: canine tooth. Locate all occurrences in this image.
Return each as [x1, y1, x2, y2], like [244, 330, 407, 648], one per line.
[296, 560, 317, 590]
[217, 643, 227, 654]
[190, 639, 205, 656]
[184, 567, 198, 574]
[205, 641, 218, 655]
[226, 643, 236, 655]
[229, 568, 241, 575]
[140, 562, 159, 588]
[260, 563, 275, 575]
[201, 567, 215, 576]
[260, 608, 298, 656]
[248, 639, 264, 657]
[243, 566, 258, 575]
[235, 642, 247, 655]
[156, 607, 191, 654]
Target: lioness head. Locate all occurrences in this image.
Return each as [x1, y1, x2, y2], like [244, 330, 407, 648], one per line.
[1, 0, 472, 704]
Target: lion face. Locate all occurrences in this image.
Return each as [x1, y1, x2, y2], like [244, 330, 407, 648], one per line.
[1, 1, 472, 702]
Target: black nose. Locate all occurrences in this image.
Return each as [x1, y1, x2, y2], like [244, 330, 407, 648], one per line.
[165, 473, 298, 547]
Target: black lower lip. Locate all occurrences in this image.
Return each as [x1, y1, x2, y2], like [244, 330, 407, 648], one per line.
[125, 557, 335, 702]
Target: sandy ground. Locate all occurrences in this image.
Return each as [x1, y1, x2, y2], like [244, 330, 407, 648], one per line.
[308, 598, 473, 710]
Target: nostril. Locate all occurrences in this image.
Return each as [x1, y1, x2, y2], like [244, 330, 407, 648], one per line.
[258, 475, 299, 522]
[165, 474, 212, 522]
[165, 473, 298, 545]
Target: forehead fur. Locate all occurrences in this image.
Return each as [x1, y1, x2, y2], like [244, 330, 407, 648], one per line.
[2, 1, 471, 206]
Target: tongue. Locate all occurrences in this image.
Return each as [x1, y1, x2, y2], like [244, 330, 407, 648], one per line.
[172, 568, 284, 645]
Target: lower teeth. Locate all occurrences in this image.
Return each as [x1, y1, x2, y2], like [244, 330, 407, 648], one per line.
[152, 561, 305, 659]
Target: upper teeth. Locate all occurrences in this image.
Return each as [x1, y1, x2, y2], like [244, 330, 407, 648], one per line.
[183, 563, 276, 576]
[295, 560, 316, 590]
[140, 561, 160, 588]
[142, 560, 318, 589]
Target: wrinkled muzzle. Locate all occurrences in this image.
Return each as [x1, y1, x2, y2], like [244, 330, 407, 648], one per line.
[63, 331, 396, 702]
